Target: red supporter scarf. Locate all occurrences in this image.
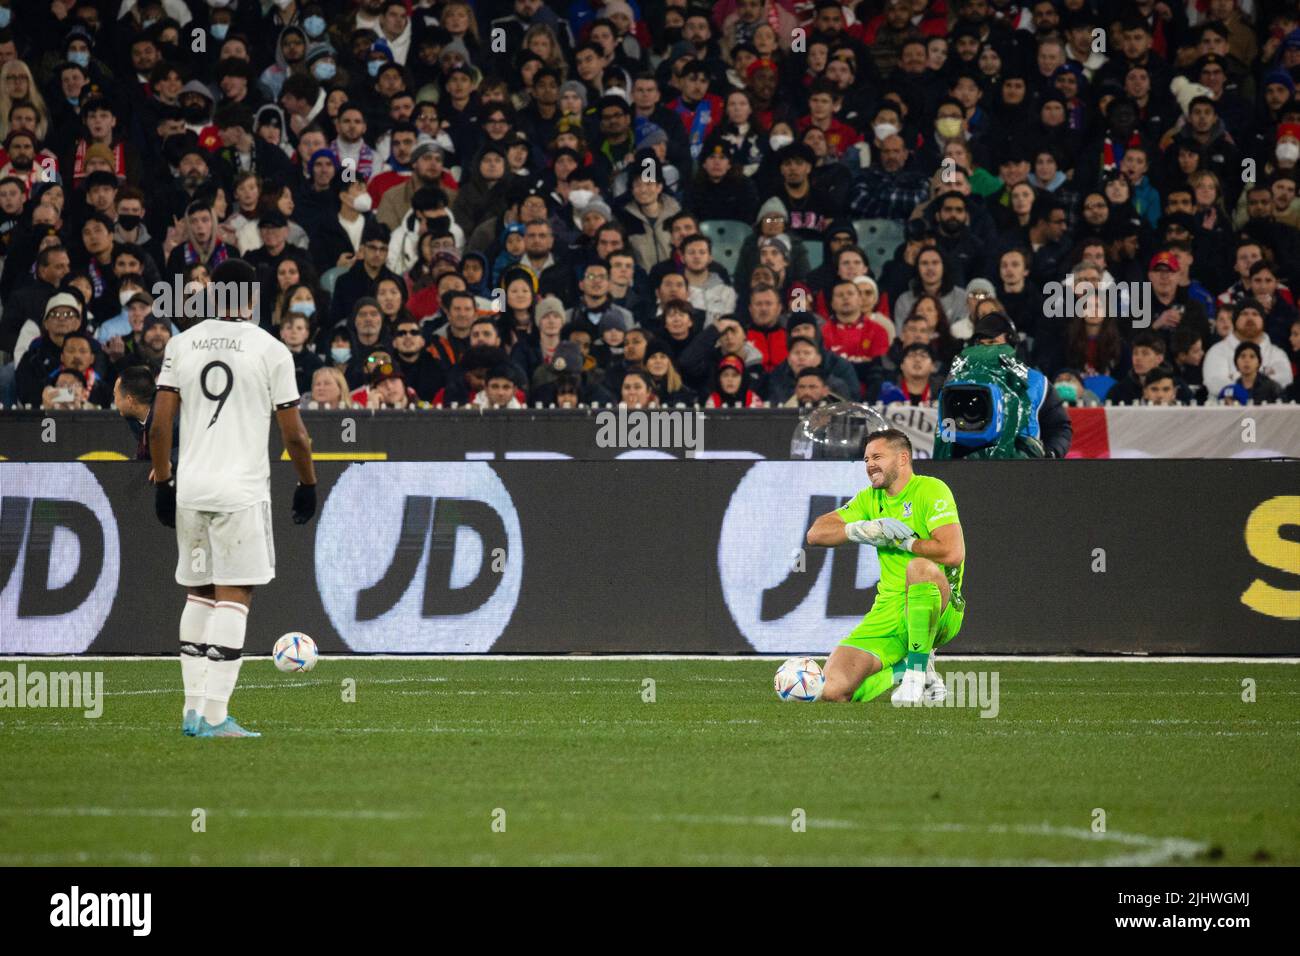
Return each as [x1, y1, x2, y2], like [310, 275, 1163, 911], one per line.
[1101, 130, 1141, 175]
[72, 140, 125, 183]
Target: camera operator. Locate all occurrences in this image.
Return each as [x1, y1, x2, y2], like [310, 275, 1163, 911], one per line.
[944, 313, 1073, 459]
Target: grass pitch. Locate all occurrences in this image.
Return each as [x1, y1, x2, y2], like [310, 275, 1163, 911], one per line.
[1, 659, 1296, 866]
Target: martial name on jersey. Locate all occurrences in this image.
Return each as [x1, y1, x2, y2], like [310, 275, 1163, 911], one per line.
[188, 336, 249, 352]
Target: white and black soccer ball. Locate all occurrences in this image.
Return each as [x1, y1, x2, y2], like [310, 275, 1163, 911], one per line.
[273, 632, 319, 673]
[774, 657, 825, 702]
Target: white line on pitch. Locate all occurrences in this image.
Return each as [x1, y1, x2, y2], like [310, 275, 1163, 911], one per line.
[3, 655, 1298, 664]
[0, 806, 424, 820]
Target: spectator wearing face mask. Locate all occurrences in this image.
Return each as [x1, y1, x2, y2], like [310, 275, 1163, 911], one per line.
[1051, 369, 1103, 407]
[309, 179, 374, 275]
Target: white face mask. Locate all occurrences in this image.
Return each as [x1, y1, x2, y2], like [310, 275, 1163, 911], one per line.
[769, 133, 794, 151]
[873, 123, 899, 141]
[568, 188, 594, 208]
[1277, 141, 1300, 164]
[351, 191, 373, 213]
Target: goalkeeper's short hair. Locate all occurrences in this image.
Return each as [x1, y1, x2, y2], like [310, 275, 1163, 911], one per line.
[865, 427, 912, 457]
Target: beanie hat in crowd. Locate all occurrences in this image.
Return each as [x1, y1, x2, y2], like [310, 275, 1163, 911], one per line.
[535, 296, 566, 324]
[549, 341, 584, 374]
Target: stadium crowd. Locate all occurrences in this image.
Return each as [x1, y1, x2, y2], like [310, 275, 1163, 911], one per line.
[0, 0, 1298, 414]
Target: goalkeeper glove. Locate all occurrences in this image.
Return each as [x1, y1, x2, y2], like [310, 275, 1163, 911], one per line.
[845, 518, 917, 550]
[844, 519, 892, 547]
[877, 518, 918, 549]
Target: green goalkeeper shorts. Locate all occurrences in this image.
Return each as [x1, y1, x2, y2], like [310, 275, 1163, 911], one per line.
[837, 594, 965, 669]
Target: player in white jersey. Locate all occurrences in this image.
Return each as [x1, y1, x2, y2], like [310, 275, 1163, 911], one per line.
[149, 259, 317, 739]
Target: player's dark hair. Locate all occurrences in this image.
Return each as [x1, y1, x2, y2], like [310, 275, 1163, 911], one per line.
[865, 427, 913, 458]
[212, 258, 258, 286]
[117, 365, 157, 405]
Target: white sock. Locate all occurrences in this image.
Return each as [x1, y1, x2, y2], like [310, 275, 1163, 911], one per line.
[202, 601, 249, 725]
[180, 596, 215, 716]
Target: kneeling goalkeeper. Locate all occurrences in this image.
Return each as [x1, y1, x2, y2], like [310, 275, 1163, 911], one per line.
[805, 428, 966, 705]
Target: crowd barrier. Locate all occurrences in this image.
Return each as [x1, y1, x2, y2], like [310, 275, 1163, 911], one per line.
[1, 404, 1298, 461]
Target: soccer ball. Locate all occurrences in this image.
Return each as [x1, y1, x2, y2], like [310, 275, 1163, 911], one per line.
[774, 657, 825, 702]
[273, 633, 319, 673]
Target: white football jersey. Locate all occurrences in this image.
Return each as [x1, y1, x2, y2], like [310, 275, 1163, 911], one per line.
[156, 318, 300, 511]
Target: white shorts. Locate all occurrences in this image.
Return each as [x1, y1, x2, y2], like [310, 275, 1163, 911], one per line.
[175, 502, 276, 587]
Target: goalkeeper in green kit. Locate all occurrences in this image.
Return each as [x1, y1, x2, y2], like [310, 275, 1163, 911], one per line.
[805, 428, 966, 706]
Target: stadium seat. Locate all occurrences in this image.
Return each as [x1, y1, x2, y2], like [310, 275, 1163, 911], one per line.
[1084, 375, 1117, 401]
[853, 218, 906, 275]
[803, 242, 824, 272]
[320, 266, 346, 294]
[699, 219, 749, 276]
[800, 240, 821, 270]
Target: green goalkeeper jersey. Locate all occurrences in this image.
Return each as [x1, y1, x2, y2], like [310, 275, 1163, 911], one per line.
[836, 474, 965, 610]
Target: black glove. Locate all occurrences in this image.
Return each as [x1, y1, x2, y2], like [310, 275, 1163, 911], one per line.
[155, 477, 177, 528]
[292, 483, 317, 524]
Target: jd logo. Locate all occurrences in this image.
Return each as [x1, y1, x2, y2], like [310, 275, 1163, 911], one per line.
[315, 463, 523, 652]
[357, 495, 506, 620]
[758, 495, 876, 620]
[0, 464, 120, 652]
[719, 462, 880, 653]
